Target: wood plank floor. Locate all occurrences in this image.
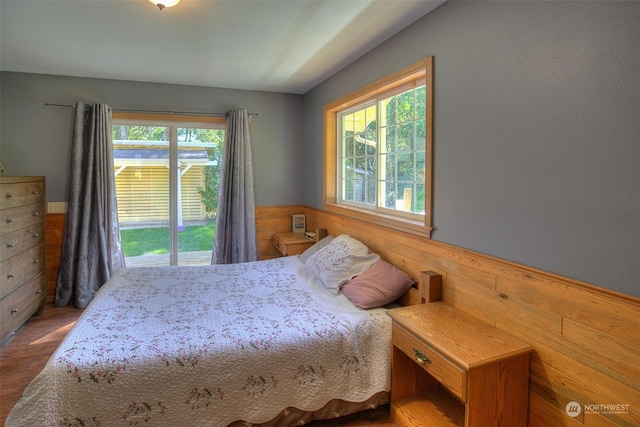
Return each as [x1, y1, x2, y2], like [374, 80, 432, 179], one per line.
[1, 303, 395, 426]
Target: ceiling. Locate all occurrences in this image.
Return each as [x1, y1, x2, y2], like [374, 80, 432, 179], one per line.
[0, 0, 444, 94]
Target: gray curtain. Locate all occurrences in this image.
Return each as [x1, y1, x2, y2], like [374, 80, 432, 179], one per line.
[55, 103, 125, 308]
[212, 109, 258, 264]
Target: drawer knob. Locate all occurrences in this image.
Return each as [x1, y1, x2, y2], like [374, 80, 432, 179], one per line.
[33, 259, 40, 264]
[6, 193, 14, 199]
[32, 190, 40, 195]
[6, 218, 14, 223]
[7, 273, 15, 279]
[33, 211, 40, 216]
[6, 243, 15, 248]
[33, 233, 40, 238]
[36, 289, 43, 294]
[11, 308, 19, 314]
[414, 348, 431, 365]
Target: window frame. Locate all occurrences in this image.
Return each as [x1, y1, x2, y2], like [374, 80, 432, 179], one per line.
[111, 112, 225, 265]
[324, 57, 433, 238]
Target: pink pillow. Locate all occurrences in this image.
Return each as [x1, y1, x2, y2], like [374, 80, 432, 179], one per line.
[341, 260, 415, 309]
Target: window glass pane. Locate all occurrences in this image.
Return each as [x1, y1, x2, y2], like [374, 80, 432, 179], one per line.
[377, 85, 426, 215]
[340, 104, 377, 207]
[397, 153, 414, 181]
[415, 86, 426, 118]
[416, 183, 426, 214]
[344, 179, 354, 201]
[397, 123, 414, 152]
[338, 83, 425, 216]
[176, 127, 223, 266]
[395, 90, 415, 122]
[384, 97, 396, 124]
[344, 135, 354, 157]
[397, 183, 414, 212]
[343, 158, 354, 179]
[383, 181, 396, 209]
[416, 152, 426, 180]
[112, 122, 223, 267]
[355, 157, 366, 175]
[112, 125, 171, 266]
[385, 126, 396, 153]
[416, 118, 426, 141]
[353, 178, 364, 203]
[365, 156, 376, 176]
[385, 154, 396, 181]
[365, 180, 376, 205]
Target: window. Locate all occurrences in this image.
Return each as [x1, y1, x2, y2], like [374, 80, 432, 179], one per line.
[324, 57, 433, 237]
[111, 113, 225, 266]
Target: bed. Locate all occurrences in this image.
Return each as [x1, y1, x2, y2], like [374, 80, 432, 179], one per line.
[6, 234, 421, 427]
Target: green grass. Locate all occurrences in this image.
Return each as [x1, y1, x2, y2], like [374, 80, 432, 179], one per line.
[120, 224, 215, 257]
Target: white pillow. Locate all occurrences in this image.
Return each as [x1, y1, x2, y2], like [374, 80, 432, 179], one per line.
[299, 235, 334, 265]
[305, 234, 380, 294]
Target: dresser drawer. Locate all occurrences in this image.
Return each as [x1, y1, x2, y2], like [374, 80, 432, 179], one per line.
[1, 180, 45, 210]
[0, 202, 45, 235]
[0, 224, 45, 262]
[1, 244, 45, 299]
[0, 273, 46, 342]
[392, 322, 466, 400]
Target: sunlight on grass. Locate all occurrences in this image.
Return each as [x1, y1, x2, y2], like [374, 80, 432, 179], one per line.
[121, 224, 215, 257]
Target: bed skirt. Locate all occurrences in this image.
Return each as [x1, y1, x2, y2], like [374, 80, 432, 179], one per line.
[229, 392, 389, 426]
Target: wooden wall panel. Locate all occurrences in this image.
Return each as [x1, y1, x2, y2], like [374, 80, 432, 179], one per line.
[44, 205, 640, 426]
[44, 213, 65, 303]
[255, 205, 305, 259]
[296, 205, 640, 427]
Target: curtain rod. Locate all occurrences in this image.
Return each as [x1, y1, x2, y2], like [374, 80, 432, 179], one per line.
[44, 103, 258, 117]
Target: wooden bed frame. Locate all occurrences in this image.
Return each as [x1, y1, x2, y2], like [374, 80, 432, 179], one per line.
[398, 270, 442, 306]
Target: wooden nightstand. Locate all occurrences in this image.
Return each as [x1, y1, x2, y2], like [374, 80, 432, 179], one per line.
[272, 232, 315, 256]
[387, 301, 532, 427]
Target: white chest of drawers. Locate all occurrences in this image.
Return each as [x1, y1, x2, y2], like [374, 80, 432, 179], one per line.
[0, 176, 47, 345]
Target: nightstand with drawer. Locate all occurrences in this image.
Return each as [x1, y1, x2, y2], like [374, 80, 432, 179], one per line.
[387, 301, 533, 427]
[272, 232, 315, 256]
[272, 228, 327, 257]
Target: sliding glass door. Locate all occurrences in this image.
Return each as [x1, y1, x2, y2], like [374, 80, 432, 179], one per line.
[112, 115, 224, 266]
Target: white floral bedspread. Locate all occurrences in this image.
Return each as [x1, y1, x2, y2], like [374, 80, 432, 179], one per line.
[6, 256, 392, 427]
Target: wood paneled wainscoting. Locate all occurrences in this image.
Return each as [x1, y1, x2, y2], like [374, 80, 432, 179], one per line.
[45, 213, 65, 303]
[294, 206, 638, 427]
[43, 206, 639, 426]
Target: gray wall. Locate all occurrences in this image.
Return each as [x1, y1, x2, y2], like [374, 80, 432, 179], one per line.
[302, 1, 640, 297]
[0, 72, 304, 206]
[1, 1, 638, 297]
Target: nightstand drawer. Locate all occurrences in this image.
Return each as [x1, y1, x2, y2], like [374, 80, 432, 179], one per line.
[272, 233, 288, 255]
[272, 232, 314, 256]
[392, 322, 465, 400]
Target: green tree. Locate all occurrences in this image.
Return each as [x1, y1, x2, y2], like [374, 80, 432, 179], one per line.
[193, 129, 224, 219]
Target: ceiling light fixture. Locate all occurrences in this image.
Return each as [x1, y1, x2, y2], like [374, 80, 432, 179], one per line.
[148, 0, 180, 11]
